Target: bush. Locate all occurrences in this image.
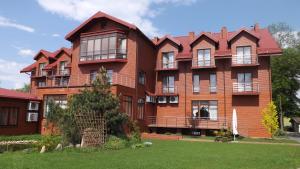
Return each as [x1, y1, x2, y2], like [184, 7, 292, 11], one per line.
[0, 134, 42, 142]
[214, 128, 233, 142]
[104, 136, 128, 150]
[128, 120, 141, 144]
[37, 135, 61, 152]
[0, 144, 37, 153]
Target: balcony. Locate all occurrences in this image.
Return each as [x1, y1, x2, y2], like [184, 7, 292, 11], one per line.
[79, 49, 127, 65]
[57, 69, 70, 76]
[156, 86, 178, 96]
[232, 82, 259, 95]
[147, 116, 227, 129]
[156, 61, 178, 71]
[32, 71, 47, 78]
[231, 55, 259, 67]
[191, 59, 215, 69]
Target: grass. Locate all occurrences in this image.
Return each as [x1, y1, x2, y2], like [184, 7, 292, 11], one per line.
[0, 134, 43, 142]
[0, 140, 299, 169]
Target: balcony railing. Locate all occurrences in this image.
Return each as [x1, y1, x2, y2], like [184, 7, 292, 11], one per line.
[156, 61, 178, 71]
[147, 116, 227, 129]
[232, 54, 258, 66]
[232, 82, 259, 95]
[192, 59, 215, 68]
[156, 86, 178, 95]
[58, 69, 70, 76]
[79, 49, 127, 62]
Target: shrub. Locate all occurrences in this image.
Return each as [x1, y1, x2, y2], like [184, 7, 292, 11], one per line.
[37, 135, 61, 152]
[214, 128, 233, 142]
[104, 136, 128, 150]
[128, 120, 141, 144]
[261, 101, 279, 137]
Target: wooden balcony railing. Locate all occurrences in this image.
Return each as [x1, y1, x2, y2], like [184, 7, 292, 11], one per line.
[156, 61, 178, 71]
[192, 59, 215, 68]
[231, 54, 258, 66]
[156, 86, 178, 95]
[147, 116, 227, 129]
[232, 82, 259, 95]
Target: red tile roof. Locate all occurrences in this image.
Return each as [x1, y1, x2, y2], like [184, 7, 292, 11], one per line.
[20, 62, 37, 73]
[65, 11, 137, 41]
[190, 32, 219, 46]
[156, 27, 281, 59]
[33, 49, 56, 60]
[156, 35, 181, 47]
[0, 88, 39, 100]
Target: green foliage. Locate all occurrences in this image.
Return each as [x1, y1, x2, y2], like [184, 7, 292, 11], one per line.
[0, 134, 42, 142]
[47, 67, 128, 145]
[37, 135, 61, 151]
[104, 136, 128, 150]
[127, 120, 141, 144]
[214, 128, 233, 142]
[261, 102, 279, 137]
[15, 83, 30, 93]
[271, 48, 300, 117]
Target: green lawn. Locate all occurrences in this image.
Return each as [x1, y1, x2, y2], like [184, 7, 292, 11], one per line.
[0, 140, 300, 169]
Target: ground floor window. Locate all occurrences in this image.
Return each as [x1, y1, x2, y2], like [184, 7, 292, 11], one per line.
[44, 95, 67, 117]
[0, 107, 18, 126]
[122, 96, 132, 117]
[192, 100, 217, 120]
[137, 98, 145, 120]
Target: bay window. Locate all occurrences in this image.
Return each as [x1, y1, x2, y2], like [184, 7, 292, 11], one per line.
[80, 33, 127, 61]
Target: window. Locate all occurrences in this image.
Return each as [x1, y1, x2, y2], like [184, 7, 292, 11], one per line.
[162, 52, 174, 68]
[192, 101, 217, 120]
[237, 73, 252, 92]
[0, 107, 18, 126]
[193, 74, 200, 93]
[38, 81, 46, 87]
[236, 46, 251, 64]
[138, 72, 145, 85]
[162, 76, 175, 94]
[80, 33, 127, 61]
[90, 70, 97, 83]
[44, 95, 67, 117]
[210, 73, 217, 93]
[123, 96, 132, 117]
[197, 49, 211, 66]
[107, 70, 113, 84]
[55, 77, 69, 86]
[39, 63, 46, 76]
[59, 61, 68, 75]
[137, 99, 145, 120]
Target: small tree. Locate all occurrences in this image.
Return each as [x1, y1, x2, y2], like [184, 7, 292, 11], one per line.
[261, 101, 279, 137]
[47, 66, 128, 144]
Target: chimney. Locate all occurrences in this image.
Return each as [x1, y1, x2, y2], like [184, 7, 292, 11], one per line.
[189, 32, 195, 41]
[221, 26, 228, 39]
[254, 23, 260, 31]
[153, 37, 159, 44]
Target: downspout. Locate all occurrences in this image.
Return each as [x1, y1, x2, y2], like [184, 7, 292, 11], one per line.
[223, 60, 227, 126]
[184, 62, 187, 126]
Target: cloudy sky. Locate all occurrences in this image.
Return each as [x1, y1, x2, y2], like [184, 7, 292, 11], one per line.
[0, 0, 299, 89]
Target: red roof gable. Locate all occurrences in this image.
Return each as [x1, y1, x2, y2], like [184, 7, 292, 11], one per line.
[190, 32, 219, 47]
[33, 49, 56, 60]
[228, 28, 260, 43]
[0, 88, 39, 100]
[65, 11, 137, 41]
[20, 62, 37, 73]
[156, 35, 182, 47]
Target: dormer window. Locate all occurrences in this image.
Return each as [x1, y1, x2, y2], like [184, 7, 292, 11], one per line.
[39, 63, 46, 76]
[59, 61, 69, 75]
[80, 33, 127, 61]
[236, 46, 251, 64]
[162, 52, 174, 69]
[197, 49, 211, 66]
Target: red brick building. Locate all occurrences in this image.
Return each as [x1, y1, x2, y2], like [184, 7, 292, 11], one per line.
[0, 88, 41, 135]
[21, 11, 281, 137]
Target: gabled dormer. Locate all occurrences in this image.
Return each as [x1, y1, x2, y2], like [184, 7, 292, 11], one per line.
[228, 28, 260, 66]
[190, 32, 219, 69]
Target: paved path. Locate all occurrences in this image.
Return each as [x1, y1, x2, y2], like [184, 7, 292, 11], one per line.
[287, 132, 300, 143]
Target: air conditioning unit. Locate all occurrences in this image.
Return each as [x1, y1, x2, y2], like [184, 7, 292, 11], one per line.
[146, 95, 156, 103]
[28, 101, 39, 111]
[27, 112, 38, 122]
[157, 96, 167, 103]
[169, 96, 179, 104]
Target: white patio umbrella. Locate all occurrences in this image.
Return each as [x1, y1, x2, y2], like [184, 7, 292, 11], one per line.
[232, 108, 238, 141]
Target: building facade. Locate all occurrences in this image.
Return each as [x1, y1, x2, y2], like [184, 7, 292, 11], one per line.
[0, 88, 41, 135]
[21, 11, 281, 137]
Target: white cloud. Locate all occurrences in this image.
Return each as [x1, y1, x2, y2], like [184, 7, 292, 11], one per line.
[0, 59, 29, 89]
[0, 16, 35, 33]
[36, 0, 198, 37]
[52, 33, 60, 37]
[18, 49, 36, 57]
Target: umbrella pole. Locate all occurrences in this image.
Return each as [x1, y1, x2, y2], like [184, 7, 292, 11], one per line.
[234, 134, 235, 141]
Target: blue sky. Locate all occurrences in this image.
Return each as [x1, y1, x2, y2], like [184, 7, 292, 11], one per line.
[0, 0, 299, 89]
